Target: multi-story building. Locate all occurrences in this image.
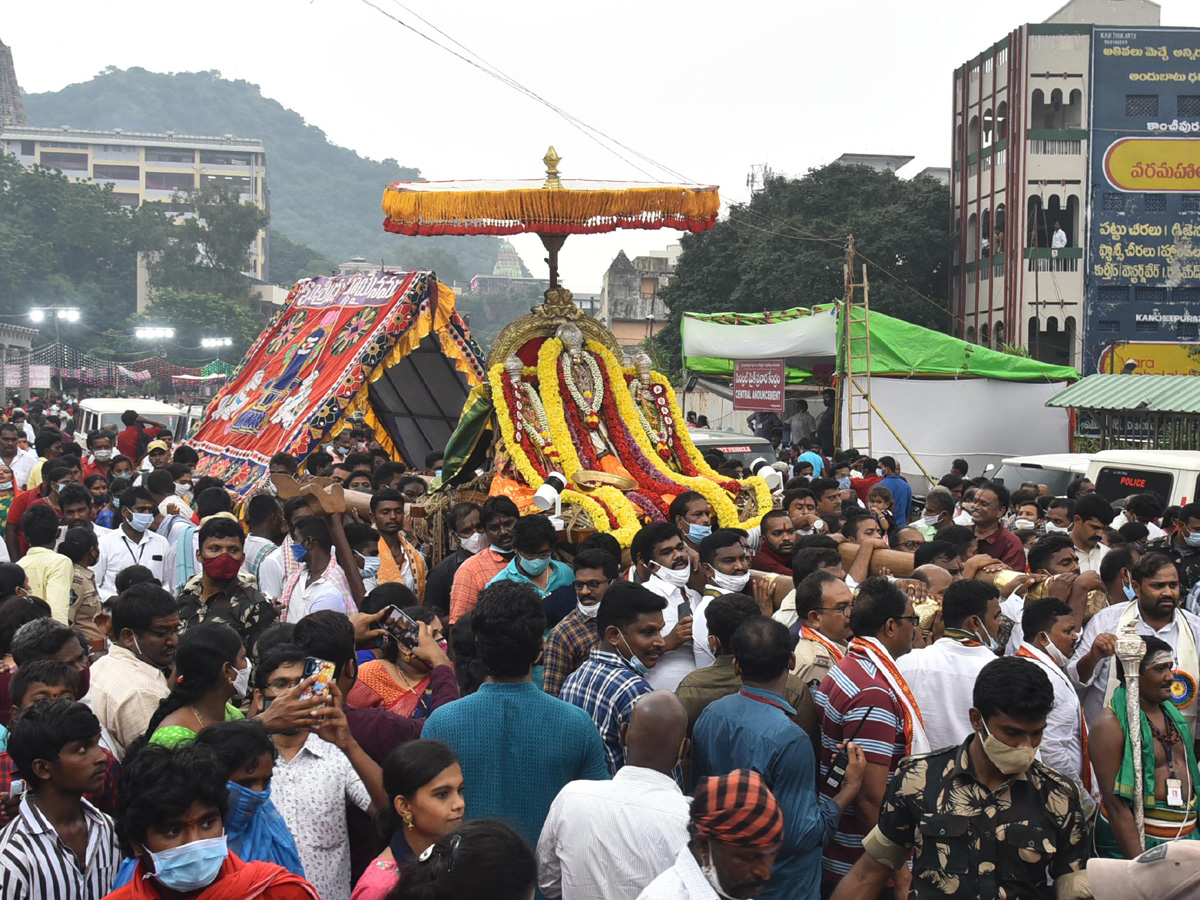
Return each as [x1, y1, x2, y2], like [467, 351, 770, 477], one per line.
[948, 0, 1200, 373]
[0, 125, 268, 280]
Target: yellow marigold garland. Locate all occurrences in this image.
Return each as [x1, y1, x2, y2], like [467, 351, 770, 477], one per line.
[487, 362, 545, 489]
[589, 341, 773, 529]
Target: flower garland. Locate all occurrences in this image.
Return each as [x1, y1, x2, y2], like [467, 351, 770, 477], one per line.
[588, 341, 774, 530]
[628, 376, 672, 460]
[560, 350, 604, 428]
[488, 362, 548, 487]
[516, 383, 562, 466]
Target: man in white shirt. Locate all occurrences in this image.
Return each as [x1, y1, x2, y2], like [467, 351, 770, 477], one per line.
[92, 486, 173, 598]
[1112, 492, 1167, 541]
[1071, 493, 1114, 574]
[0, 422, 37, 490]
[257, 496, 309, 602]
[1071, 551, 1200, 732]
[899, 579, 1003, 751]
[1051, 221, 1068, 249]
[242, 493, 285, 579]
[539, 691, 691, 900]
[254, 644, 387, 900]
[88, 583, 179, 759]
[695, 531, 758, 670]
[634, 523, 701, 691]
[1017, 598, 1097, 816]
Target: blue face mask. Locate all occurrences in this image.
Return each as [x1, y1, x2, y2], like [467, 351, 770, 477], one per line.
[291, 541, 308, 563]
[146, 834, 228, 892]
[128, 511, 154, 533]
[225, 780, 270, 826]
[435, 468, 442, 479]
[518, 554, 551, 577]
[1186, 531, 1200, 549]
[618, 631, 650, 677]
[1123, 577, 1137, 602]
[360, 555, 381, 579]
[687, 523, 712, 543]
[838, 476, 851, 490]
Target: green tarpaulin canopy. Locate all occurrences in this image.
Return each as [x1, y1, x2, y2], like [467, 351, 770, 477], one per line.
[681, 305, 1078, 383]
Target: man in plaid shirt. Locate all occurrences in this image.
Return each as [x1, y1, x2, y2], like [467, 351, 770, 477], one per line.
[542, 550, 617, 697]
[559, 582, 667, 775]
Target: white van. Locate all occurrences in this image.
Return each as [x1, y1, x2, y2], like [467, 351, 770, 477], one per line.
[1084, 450, 1200, 507]
[73, 398, 184, 448]
[991, 453, 1093, 497]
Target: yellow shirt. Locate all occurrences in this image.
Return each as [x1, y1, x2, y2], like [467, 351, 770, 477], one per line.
[26, 457, 47, 489]
[18, 545, 75, 622]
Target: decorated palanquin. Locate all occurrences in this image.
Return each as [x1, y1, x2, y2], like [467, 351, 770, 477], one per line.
[190, 270, 484, 497]
[438, 290, 773, 548]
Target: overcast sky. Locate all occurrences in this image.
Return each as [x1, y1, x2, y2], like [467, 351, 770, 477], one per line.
[5, 0, 1195, 292]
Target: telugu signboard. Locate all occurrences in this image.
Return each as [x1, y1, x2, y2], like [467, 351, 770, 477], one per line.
[732, 359, 785, 412]
[1097, 340, 1200, 375]
[1087, 27, 1200, 371]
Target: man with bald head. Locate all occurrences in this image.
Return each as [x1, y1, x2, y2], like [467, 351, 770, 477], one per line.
[911, 564, 954, 605]
[538, 691, 691, 900]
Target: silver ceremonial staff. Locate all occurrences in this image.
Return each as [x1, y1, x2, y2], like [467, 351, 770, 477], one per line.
[1116, 624, 1148, 852]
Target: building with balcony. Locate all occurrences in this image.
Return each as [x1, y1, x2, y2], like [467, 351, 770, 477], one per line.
[948, 0, 1196, 373]
[0, 125, 268, 280]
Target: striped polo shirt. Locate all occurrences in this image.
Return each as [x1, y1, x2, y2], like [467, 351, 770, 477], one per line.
[814, 645, 908, 885]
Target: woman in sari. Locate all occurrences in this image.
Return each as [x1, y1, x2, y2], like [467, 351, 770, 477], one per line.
[347, 585, 445, 718]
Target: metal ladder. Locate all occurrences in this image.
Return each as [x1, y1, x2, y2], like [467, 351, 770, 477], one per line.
[841, 240, 872, 455]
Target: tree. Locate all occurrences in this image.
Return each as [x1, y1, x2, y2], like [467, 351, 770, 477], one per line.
[149, 183, 270, 300]
[136, 289, 265, 358]
[269, 230, 336, 286]
[656, 164, 952, 377]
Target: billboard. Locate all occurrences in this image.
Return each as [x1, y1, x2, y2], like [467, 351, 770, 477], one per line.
[1087, 27, 1200, 371]
[1096, 340, 1200, 375]
[732, 359, 785, 412]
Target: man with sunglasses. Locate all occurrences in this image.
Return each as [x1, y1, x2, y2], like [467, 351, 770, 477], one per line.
[790, 571, 854, 692]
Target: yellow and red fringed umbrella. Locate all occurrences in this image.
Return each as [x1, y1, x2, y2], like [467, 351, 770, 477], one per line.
[381, 147, 719, 287]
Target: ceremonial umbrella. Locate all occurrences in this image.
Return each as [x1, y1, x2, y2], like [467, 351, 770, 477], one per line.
[381, 148, 720, 289]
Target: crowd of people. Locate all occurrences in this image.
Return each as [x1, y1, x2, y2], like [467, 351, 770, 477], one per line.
[0, 396, 1196, 900]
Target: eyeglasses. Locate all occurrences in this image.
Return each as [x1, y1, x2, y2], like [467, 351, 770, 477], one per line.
[897, 541, 922, 551]
[574, 579, 612, 592]
[815, 605, 853, 617]
[894, 615, 921, 626]
[267, 678, 302, 692]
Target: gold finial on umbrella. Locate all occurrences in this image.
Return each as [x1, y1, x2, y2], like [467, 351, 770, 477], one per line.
[543, 146, 563, 190]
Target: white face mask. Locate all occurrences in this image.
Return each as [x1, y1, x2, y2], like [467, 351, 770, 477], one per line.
[232, 661, 251, 698]
[708, 569, 751, 593]
[1039, 632, 1072, 668]
[651, 560, 691, 586]
[577, 599, 600, 619]
[460, 531, 488, 555]
[702, 855, 738, 900]
[920, 513, 940, 528]
[953, 510, 975, 526]
[1044, 522, 1070, 534]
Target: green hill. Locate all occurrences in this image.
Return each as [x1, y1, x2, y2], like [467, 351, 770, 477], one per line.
[22, 67, 507, 285]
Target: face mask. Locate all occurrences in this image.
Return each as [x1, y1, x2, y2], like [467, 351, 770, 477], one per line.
[93, 449, 112, 461]
[232, 661, 251, 698]
[651, 560, 691, 586]
[1185, 531, 1200, 548]
[977, 719, 1038, 776]
[291, 541, 308, 563]
[837, 476, 851, 490]
[577, 599, 600, 619]
[953, 510, 974, 526]
[176, 483, 193, 501]
[920, 514, 939, 528]
[1123, 577, 1136, 602]
[876, 468, 884, 477]
[1039, 632, 1072, 668]
[226, 780, 270, 826]
[1044, 522, 1069, 534]
[359, 555, 381, 579]
[617, 631, 650, 677]
[709, 569, 750, 593]
[92, 493, 109, 506]
[128, 511, 154, 533]
[972, 618, 999, 653]
[687, 522, 712, 543]
[0, 482, 11, 491]
[146, 834, 228, 892]
[701, 855, 737, 900]
[435, 468, 442, 478]
[518, 554, 551, 576]
[56, 483, 67, 494]
[1012, 518, 1035, 531]
[460, 531, 488, 555]
[202, 552, 242, 582]
[490, 544, 515, 557]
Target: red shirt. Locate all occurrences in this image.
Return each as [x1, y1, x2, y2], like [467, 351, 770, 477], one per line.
[973, 525, 1028, 572]
[116, 425, 142, 460]
[849, 475, 883, 504]
[6, 489, 49, 558]
[752, 544, 793, 576]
